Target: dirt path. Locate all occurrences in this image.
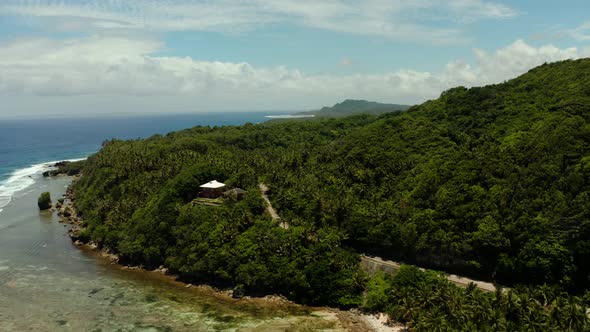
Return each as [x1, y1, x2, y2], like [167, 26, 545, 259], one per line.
[256, 184, 497, 294]
[259, 184, 288, 229]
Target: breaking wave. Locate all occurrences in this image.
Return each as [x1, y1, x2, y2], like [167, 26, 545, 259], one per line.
[0, 158, 85, 214]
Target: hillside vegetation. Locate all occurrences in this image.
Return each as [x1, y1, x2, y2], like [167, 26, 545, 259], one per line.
[296, 99, 410, 117]
[72, 59, 590, 330]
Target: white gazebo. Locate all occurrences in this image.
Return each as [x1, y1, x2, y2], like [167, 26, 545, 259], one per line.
[199, 180, 226, 198]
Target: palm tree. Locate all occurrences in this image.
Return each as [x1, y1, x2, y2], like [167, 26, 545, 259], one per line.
[487, 308, 508, 332]
[559, 296, 588, 332]
[531, 284, 557, 307]
[505, 290, 522, 324]
[412, 308, 453, 332]
[390, 295, 421, 324]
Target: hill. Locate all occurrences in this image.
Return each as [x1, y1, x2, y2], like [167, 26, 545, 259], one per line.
[296, 99, 410, 117]
[70, 59, 590, 329]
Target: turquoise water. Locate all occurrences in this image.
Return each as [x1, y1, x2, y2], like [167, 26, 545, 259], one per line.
[0, 177, 341, 331]
[0, 112, 350, 331]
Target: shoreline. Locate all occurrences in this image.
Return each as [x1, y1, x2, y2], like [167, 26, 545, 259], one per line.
[0, 157, 89, 215]
[57, 174, 399, 331]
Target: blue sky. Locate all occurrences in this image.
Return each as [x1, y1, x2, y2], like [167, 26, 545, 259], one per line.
[0, 0, 589, 117]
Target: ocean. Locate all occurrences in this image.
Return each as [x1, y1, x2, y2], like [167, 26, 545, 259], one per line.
[0, 112, 281, 214]
[0, 111, 346, 330]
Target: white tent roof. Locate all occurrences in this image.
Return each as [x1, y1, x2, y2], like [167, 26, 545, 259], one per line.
[200, 180, 226, 189]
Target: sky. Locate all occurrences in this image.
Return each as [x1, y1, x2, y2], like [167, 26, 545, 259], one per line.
[0, 0, 590, 117]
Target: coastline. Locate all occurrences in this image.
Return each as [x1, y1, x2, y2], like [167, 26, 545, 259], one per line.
[0, 158, 88, 215]
[57, 175, 399, 331]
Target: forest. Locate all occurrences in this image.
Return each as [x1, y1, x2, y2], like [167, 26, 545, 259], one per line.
[294, 99, 410, 117]
[72, 59, 590, 330]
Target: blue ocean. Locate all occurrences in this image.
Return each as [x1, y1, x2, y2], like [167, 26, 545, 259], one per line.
[0, 112, 284, 213]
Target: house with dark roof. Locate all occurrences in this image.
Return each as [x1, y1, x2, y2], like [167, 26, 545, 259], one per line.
[223, 188, 246, 200]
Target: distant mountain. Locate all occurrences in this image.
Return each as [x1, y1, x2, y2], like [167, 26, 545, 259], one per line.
[296, 99, 411, 117]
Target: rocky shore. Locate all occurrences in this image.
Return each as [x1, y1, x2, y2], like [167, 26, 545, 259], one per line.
[43, 160, 84, 177]
[55, 174, 400, 332]
[56, 175, 85, 242]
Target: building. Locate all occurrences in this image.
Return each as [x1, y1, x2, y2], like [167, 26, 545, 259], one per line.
[199, 180, 226, 198]
[223, 188, 246, 200]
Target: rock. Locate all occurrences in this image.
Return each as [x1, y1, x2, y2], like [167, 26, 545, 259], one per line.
[154, 265, 168, 274]
[70, 228, 83, 241]
[37, 192, 52, 210]
[232, 285, 245, 299]
[43, 161, 83, 178]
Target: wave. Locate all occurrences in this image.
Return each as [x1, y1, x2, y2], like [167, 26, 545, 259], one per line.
[0, 158, 86, 213]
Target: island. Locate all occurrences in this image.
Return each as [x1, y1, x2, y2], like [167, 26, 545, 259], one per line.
[61, 59, 590, 331]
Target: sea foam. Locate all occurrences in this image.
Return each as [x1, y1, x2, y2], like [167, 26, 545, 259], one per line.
[0, 158, 86, 213]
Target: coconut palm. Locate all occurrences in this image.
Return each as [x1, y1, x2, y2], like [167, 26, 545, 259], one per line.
[559, 296, 588, 332]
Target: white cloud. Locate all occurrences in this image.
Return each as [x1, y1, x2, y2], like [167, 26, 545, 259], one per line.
[471, 39, 583, 85]
[447, 0, 517, 21]
[569, 20, 590, 41]
[0, 0, 517, 43]
[339, 58, 353, 66]
[0, 37, 586, 116]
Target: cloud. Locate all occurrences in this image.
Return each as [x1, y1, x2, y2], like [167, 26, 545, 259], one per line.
[339, 58, 353, 66]
[0, 36, 586, 115]
[470, 39, 583, 85]
[569, 20, 590, 41]
[446, 0, 517, 21]
[1, 0, 517, 43]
